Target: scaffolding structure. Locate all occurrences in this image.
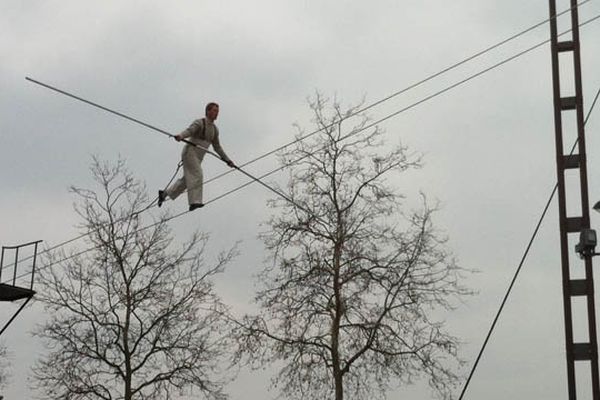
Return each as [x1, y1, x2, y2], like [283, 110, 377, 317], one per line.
[0, 240, 41, 337]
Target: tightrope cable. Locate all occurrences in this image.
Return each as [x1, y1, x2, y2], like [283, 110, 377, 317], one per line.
[204, 0, 593, 184]
[12, 10, 600, 282]
[27, 0, 592, 188]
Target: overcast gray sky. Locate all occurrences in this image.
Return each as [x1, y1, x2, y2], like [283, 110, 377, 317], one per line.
[2, 1, 600, 399]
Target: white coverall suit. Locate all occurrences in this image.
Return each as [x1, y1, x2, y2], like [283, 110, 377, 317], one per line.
[166, 118, 231, 205]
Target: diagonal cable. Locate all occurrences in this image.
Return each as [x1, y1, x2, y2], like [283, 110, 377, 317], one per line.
[457, 84, 600, 400]
[10, 11, 600, 282]
[21, 3, 594, 261]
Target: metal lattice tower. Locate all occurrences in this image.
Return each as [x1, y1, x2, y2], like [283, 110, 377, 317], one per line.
[548, 0, 599, 398]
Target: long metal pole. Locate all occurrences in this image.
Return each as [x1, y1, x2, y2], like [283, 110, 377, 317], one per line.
[26, 77, 315, 218]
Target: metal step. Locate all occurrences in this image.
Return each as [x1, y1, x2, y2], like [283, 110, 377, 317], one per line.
[573, 343, 595, 361]
[563, 154, 581, 169]
[0, 283, 35, 302]
[561, 96, 577, 110]
[566, 217, 584, 233]
[570, 279, 592, 296]
[557, 41, 575, 52]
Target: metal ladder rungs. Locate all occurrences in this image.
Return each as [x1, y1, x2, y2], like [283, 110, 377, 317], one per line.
[566, 217, 583, 233]
[570, 279, 591, 296]
[549, 1, 598, 397]
[557, 41, 575, 52]
[563, 154, 581, 169]
[573, 343, 595, 361]
[561, 96, 578, 110]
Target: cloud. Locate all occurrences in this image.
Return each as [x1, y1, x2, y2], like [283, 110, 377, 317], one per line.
[2, 1, 600, 399]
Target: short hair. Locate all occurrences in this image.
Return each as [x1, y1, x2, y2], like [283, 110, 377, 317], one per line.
[205, 102, 219, 114]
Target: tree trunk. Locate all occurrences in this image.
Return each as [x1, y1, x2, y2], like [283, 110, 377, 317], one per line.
[123, 272, 133, 400]
[332, 243, 344, 400]
[124, 308, 133, 400]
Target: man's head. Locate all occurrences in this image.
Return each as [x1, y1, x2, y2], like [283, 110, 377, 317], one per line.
[205, 102, 219, 121]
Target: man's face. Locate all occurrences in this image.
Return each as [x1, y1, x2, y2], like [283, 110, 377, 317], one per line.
[207, 105, 219, 121]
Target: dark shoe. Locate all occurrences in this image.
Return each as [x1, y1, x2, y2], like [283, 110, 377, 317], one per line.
[158, 190, 167, 207]
[189, 203, 204, 211]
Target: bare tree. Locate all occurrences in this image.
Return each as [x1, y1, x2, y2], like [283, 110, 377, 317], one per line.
[235, 95, 473, 400]
[32, 157, 236, 400]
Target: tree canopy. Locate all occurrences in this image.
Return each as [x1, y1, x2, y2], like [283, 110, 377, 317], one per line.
[33, 157, 236, 400]
[235, 95, 472, 400]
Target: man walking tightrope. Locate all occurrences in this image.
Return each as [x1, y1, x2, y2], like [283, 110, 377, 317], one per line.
[159, 102, 235, 211]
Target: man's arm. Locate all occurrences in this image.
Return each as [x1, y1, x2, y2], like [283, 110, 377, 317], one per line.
[175, 119, 202, 141]
[212, 130, 235, 167]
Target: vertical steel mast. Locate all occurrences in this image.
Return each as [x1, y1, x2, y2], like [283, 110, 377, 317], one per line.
[548, 1, 599, 398]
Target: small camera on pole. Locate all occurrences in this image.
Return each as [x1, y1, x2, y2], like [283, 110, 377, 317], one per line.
[575, 229, 598, 259]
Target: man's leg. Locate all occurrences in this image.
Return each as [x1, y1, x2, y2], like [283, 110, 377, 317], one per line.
[165, 177, 186, 200]
[185, 162, 203, 207]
